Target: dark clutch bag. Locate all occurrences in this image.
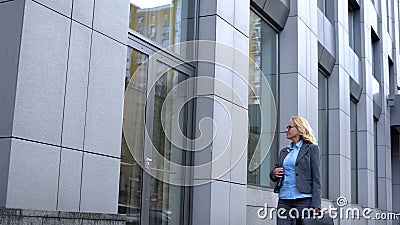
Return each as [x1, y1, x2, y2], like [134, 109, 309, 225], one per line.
[273, 177, 283, 193]
[301, 214, 334, 225]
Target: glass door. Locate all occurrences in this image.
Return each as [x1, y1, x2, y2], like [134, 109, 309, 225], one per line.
[119, 47, 149, 225]
[145, 60, 191, 225]
[120, 37, 194, 225]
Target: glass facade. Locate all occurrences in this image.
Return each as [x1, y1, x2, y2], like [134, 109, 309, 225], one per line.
[123, 1, 196, 224]
[318, 71, 329, 198]
[121, 47, 193, 224]
[374, 119, 378, 208]
[119, 48, 148, 224]
[350, 98, 358, 204]
[147, 62, 189, 225]
[371, 32, 380, 81]
[129, 0, 195, 55]
[247, 10, 279, 188]
[348, 6, 355, 50]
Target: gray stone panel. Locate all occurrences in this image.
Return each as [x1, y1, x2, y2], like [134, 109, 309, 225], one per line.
[192, 183, 211, 225]
[216, 0, 234, 25]
[0, 0, 24, 137]
[62, 21, 91, 150]
[247, 205, 276, 225]
[279, 17, 298, 75]
[328, 66, 346, 110]
[214, 44, 234, 101]
[72, 0, 94, 28]
[263, 0, 290, 30]
[198, 15, 217, 42]
[232, 29, 249, 108]
[93, 0, 129, 43]
[192, 96, 214, 180]
[57, 148, 83, 212]
[279, 73, 299, 125]
[373, 100, 382, 119]
[199, 0, 217, 17]
[34, 0, 73, 18]
[390, 95, 400, 126]
[84, 32, 126, 157]
[230, 104, 248, 184]
[0, 138, 11, 207]
[318, 12, 335, 58]
[251, 0, 266, 9]
[318, 42, 336, 75]
[230, 184, 246, 225]
[350, 75, 363, 101]
[357, 131, 375, 170]
[13, 0, 70, 145]
[199, 0, 235, 25]
[209, 181, 230, 225]
[80, 153, 120, 214]
[234, 0, 249, 37]
[6, 139, 60, 211]
[211, 97, 232, 181]
[327, 154, 342, 198]
[247, 187, 278, 208]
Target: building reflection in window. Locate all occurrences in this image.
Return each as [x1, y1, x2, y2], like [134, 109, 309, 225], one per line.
[119, 48, 148, 224]
[148, 61, 188, 225]
[247, 10, 279, 188]
[129, 0, 195, 56]
[318, 71, 329, 199]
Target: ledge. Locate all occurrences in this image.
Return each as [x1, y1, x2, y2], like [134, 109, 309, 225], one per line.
[0, 207, 126, 225]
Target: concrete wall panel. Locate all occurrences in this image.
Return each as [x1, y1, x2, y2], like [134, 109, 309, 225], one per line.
[84, 32, 126, 157]
[0, 0, 24, 137]
[61, 21, 91, 150]
[0, 138, 11, 207]
[57, 148, 82, 212]
[93, 0, 129, 43]
[13, 1, 70, 145]
[34, 0, 72, 17]
[72, 0, 94, 28]
[80, 153, 120, 214]
[6, 139, 60, 211]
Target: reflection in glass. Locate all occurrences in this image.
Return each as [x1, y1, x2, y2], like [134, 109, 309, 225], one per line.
[148, 62, 188, 225]
[247, 10, 279, 187]
[374, 120, 378, 208]
[350, 98, 358, 203]
[318, 71, 329, 198]
[129, 0, 195, 55]
[348, 6, 354, 50]
[119, 48, 149, 224]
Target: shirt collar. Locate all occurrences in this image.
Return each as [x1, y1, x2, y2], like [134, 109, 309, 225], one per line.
[287, 139, 303, 152]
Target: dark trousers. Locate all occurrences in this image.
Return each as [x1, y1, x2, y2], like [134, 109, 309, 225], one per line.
[277, 198, 312, 225]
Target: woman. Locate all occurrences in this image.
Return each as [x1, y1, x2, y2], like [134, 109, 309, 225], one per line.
[270, 116, 321, 225]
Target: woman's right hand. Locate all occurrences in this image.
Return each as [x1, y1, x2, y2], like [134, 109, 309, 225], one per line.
[273, 167, 284, 178]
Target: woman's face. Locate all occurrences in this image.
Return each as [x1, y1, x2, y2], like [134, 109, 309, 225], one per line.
[285, 120, 299, 141]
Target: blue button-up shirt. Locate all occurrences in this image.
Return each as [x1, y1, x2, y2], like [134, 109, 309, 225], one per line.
[279, 140, 312, 199]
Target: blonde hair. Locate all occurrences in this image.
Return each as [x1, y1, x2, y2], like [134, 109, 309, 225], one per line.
[291, 116, 317, 144]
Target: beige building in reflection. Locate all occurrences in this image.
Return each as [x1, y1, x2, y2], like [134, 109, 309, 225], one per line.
[130, 2, 179, 48]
